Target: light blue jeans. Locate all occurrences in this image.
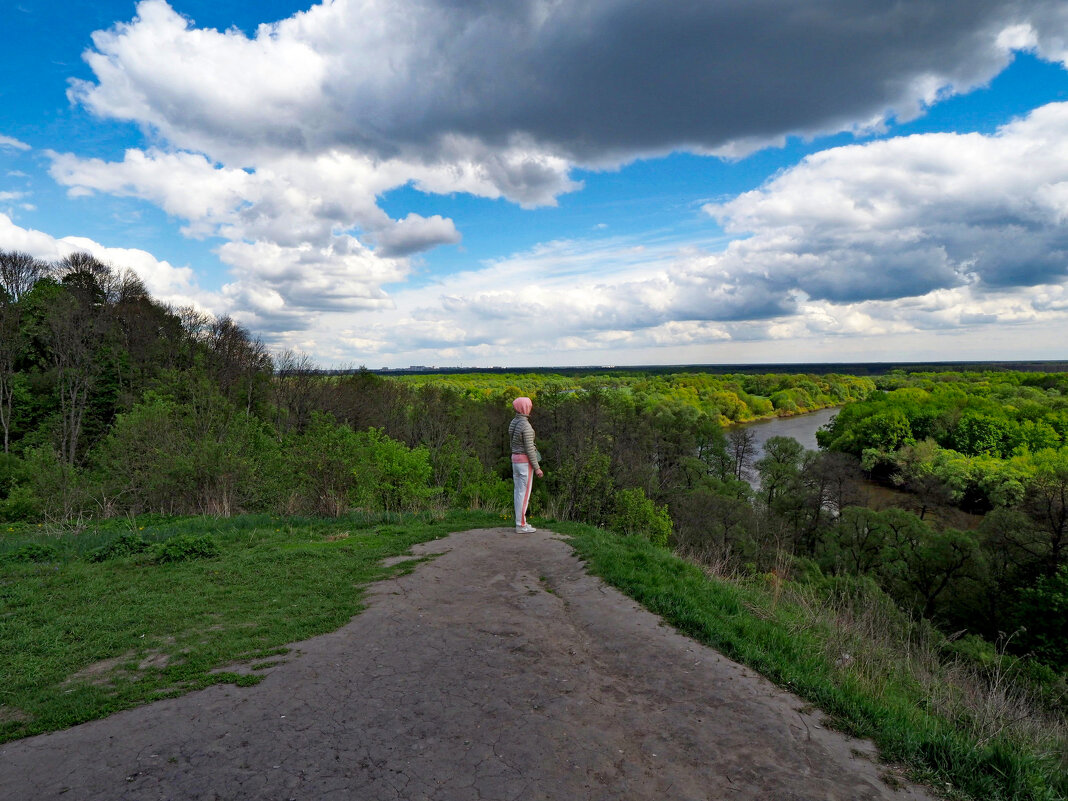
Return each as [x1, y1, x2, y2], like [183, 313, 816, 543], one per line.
[511, 457, 533, 527]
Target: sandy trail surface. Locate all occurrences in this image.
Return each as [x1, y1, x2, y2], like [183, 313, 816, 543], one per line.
[0, 527, 936, 801]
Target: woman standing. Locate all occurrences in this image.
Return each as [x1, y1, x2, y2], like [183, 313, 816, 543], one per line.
[509, 396, 543, 533]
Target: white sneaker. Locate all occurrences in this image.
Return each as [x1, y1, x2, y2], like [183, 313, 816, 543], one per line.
[515, 524, 537, 533]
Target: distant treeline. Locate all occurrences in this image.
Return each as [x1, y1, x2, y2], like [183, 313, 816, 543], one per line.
[353, 360, 1068, 378]
[394, 370, 874, 423]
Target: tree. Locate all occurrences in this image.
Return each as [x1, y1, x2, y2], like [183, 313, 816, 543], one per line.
[205, 316, 272, 414]
[0, 249, 48, 302]
[952, 411, 1015, 457]
[50, 254, 112, 464]
[671, 487, 756, 567]
[1018, 448, 1068, 578]
[610, 487, 672, 547]
[1013, 565, 1068, 669]
[884, 524, 980, 619]
[0, 251, 47, 452]
[109, 270, 184, 398]
[825, 507, 890, 575]
[727, 428, 757, 483]
[811, 451, 862, 518]
[546, 445, 614, 525]
[755, 435, 804, 509]
[350, 427, 438, 512]
[892, 439, 952, 520]
[273, 349, 320, 434]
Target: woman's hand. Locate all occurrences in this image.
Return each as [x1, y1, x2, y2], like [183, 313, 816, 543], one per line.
[536, 469, 544, 478]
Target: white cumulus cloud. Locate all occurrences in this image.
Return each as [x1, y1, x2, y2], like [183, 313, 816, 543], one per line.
[0, 212, 211, 310]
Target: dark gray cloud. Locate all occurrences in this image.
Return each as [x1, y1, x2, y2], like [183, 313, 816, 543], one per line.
[74, 0, 1062, 167]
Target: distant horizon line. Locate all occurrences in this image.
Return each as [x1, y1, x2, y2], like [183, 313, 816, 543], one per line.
[308, 359, 1068, 377]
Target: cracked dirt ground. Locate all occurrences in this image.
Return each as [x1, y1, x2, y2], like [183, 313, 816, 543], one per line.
[0, 528, 936, 801]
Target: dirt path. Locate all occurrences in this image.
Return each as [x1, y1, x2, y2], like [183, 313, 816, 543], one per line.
[0, 528, 936, 801]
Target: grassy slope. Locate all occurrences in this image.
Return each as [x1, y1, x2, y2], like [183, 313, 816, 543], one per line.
[0, 510, 503, 743]
[552, 519, 1067, 801]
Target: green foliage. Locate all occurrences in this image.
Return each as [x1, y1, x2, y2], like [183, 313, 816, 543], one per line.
[953, 411, 1016, 457]
[0, 484, 41, 522]
[670, 486, 758, 565]
[1014, 566, 1068, 670]
[882, 525, 981, 618]
[429, 436, 510, 511]
[0, 543, 60, 563]
[821, 506, 893, 575]
[87, 531, 150, 562]
[546, 445, 614, 526]
[282, 412, 364, 516]
[610, 487, 672, 546]
[18, 445, 91, 521]
[351, 427, 438, 512]
[152, 533, 220, 563]
[769, 387, 812, 413]
[94, 385, 284, 516]
[822, 372, 1068, 520]
[277, 417, 444, 515]
[755, 435, 805, 509]
[67, 528, 221, 565]
[397, 370, 872, 423]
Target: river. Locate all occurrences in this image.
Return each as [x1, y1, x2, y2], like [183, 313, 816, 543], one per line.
[732, 406, 838, 492]
[735, 407, 981, 527]
[736, 405, 840, 458]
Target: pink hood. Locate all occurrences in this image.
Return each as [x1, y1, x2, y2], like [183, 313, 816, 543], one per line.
[512, 397, 533, 415]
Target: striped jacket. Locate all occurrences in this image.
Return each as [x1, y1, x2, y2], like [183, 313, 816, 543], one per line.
[508, 414, 541, 471]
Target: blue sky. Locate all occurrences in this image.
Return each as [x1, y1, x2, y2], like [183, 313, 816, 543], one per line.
[3, 1, 1068, 368]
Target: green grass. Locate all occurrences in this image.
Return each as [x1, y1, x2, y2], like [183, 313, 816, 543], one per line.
[551, 519, 1067, 801]
[0, 509, 503, 743]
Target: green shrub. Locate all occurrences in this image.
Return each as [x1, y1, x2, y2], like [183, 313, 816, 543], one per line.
[0, 543, 60, 563]
[283, 418, 443, 516]
[19, 446, 91, 521]
[152, 534, 220, 563]
[429, 436, 510, 511]
[283, 413, 363, 516]
[610, 487, 672, 547]
[93, 389, 284, 516]
[546, 447, 614, 526]
[0, 452, 26, 493]
[1014, 566, 1068, 671]
[943, 634, 1068, 718]
[0, 485, 41, 522]
[87, 531, 150, 562]
[351, 428, 438, 512]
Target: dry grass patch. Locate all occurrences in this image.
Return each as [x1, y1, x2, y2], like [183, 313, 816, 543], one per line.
[0, 706, 31, 724]
[65, 648, 178, 687]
